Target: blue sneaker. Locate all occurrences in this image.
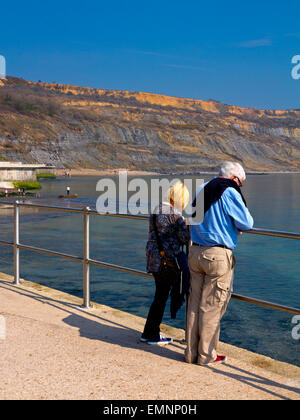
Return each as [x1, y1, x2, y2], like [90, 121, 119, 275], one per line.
[140, 336, 148, 342]
[147, 334, 173, 345]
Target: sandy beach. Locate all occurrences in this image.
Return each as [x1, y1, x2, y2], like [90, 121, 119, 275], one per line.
[55, 168, 160, 177]
[55, 168, 300, 177]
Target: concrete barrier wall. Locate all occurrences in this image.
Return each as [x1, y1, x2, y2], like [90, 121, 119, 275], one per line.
[0, 166, 55, 182]
[0, 168, 37, 182]
[35, 168, 56, 176]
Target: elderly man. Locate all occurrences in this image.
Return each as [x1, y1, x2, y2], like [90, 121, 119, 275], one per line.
[185, 162, 254, 365]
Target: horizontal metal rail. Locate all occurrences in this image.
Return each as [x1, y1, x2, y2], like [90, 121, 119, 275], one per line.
[1, 240, 299, 314]
[0, 200, 299, 315]
[0, 200, 299, 238]
[246, 227, 300, 240]
[230, 293, 300, 315]
[89, 258, 153, 278]
[0, 201, 149, 219]
[0, 239, 13, 247]
[18, 243, 83, 263]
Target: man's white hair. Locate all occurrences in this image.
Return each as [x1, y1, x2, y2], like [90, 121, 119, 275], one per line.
[219, 162, 246, 180]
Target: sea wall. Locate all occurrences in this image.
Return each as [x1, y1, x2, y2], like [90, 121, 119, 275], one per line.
[0, 167, 37, 181]
[0, 165, 55, 183]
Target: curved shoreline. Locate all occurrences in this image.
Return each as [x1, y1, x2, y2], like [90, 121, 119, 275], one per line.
[55, 168, 300, 177]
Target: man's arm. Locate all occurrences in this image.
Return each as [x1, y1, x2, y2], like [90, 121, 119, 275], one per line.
[222, 188, 254, 231]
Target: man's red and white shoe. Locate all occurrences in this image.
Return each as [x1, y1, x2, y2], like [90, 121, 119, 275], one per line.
[198, 355, 227, 366]
[212, 355, 227, 364]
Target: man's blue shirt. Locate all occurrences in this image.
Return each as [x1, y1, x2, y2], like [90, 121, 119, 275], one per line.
[191, 183, 254, 249]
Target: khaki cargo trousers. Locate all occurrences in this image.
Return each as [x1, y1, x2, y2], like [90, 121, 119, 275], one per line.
[185, 244, 236, 365]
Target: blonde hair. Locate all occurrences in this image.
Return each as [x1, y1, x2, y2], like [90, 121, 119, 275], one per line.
[164, 181, 189, 211]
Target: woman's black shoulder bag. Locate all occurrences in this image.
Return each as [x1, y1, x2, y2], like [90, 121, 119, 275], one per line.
[152, 213, 180, 272]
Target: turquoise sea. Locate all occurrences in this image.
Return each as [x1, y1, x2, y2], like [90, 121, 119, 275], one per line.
[0, 173, 299, 366]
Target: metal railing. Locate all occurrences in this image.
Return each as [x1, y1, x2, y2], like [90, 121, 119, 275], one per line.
[0, 200, 299, 315]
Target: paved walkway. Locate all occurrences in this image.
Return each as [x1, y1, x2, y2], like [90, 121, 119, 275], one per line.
[0, 273, 299, 400]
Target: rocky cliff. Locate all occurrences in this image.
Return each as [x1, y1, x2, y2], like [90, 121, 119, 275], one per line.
[0, 76, 299, 172]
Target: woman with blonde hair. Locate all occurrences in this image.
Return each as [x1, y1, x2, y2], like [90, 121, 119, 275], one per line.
[141, 181, 190, 345]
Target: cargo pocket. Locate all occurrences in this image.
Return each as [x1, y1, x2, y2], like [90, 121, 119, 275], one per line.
[214, 279, 230, 306]
[202, 253, 228, 277]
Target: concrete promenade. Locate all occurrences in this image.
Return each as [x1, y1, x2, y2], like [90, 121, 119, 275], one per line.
[0, 272, 299, 400]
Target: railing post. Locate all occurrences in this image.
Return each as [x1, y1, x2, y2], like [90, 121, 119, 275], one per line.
[83, 206, 91, 308]
[13, 201, 20, 285]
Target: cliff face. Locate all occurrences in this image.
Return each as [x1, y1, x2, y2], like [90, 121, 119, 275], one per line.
[0, 76, 299, 172]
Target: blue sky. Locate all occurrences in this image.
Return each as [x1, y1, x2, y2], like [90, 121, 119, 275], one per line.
[1, 0, 300, 109]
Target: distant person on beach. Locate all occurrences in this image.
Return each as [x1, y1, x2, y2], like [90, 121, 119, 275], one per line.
[141, 181, 190, 345]
[185, 162, 253, 365]
[66, 186, 70, 196]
